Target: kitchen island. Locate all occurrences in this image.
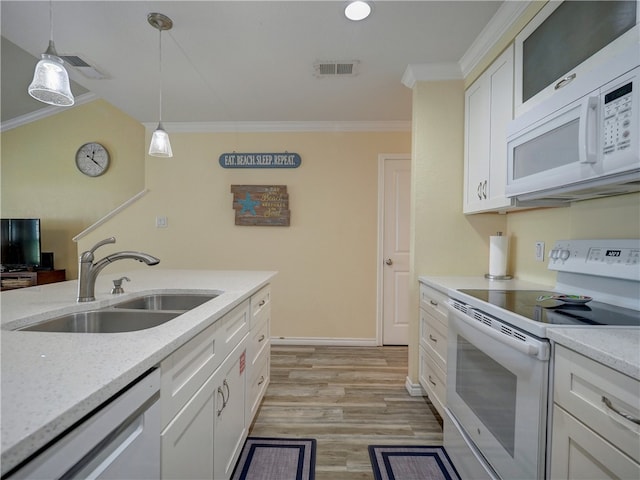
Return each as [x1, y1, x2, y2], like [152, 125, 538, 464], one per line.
[0, 269, 276, 476]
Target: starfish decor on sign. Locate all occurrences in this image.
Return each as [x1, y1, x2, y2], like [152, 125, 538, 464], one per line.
[238, 192, 260, 215]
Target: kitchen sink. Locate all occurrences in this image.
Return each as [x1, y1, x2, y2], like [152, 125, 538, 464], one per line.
[18, 310, 181, 333]
[113, 293, 218, 311]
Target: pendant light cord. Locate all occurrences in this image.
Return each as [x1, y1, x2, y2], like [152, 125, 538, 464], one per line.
[49, 0, 53, 42]
[158, 28, 163, 124]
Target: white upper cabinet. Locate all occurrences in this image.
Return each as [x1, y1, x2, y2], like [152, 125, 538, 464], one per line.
[464, 44, 514, 214]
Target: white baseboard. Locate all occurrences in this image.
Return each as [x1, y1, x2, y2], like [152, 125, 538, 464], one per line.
[405, 376, 425, 397]
[270, 337, 378, 347]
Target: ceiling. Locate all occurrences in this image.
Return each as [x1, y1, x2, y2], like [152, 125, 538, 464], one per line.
[1, 1, 503, 127]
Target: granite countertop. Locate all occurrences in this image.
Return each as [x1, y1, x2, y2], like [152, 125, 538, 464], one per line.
[419, 275, 640, 381]
[547, 328, 640, 380]
[0, 269, 276, 475]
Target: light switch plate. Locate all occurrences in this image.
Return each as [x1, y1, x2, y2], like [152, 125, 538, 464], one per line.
[156, 216, 168, 228]
[535, 241, 545, 261]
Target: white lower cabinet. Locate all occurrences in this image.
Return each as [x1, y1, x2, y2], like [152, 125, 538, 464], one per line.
[160, 285, 271, 480]
[214, 338, 249, 480]
[161, 373, 216, 479]
[418, 281, 448, 418]
[550, 345, 640, 480]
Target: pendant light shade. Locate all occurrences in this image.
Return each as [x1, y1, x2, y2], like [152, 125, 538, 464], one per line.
[148, 13, 173, 158]
[149, 122, 173, 157]
[28, 2, 74, 107]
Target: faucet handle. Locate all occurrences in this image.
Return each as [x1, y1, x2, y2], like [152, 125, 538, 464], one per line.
[111, 276, 130, 295]
[90, 237, 116, 254]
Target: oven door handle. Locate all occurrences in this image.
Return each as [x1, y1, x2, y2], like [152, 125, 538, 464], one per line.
[447, 303, 545, 359]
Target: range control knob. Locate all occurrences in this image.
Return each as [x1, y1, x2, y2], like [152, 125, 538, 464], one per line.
[560, 249, 571, 261]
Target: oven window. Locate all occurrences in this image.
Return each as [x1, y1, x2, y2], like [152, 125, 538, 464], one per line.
[456, 336, 517, 457]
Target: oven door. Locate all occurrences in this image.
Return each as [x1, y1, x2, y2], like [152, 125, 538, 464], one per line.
[446, 303, 550, 480]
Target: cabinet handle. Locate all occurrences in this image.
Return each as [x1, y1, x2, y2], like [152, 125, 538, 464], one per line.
[602, 396, 640, 425]
[429, 334, 438, 343]
[477, 182, 483, 200]
[258, 334, 265, 342]
[223, 379, 230, 408]
[555, 73, 576, 90]
[258, 376, 265, 386]
[482, 180, 487, 199]
[428, 375, 437, 387]
[429, 300, 438, 307]
[258, 300, 266, 307]
[216, 387, 225, 417]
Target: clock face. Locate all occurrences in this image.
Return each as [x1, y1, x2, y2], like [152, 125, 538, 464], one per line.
[75, 142, 110, 177]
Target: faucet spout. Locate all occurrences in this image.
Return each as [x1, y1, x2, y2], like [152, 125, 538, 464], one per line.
[77, 238, 160, 302]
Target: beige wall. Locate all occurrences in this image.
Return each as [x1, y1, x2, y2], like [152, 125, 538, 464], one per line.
[1, 100, 145, 277]
[408, 80, 506, 382]
[77, 129, 411, 342]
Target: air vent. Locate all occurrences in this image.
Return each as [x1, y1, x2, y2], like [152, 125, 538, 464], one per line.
[59, 54, 108, 80]
[314, 60, 359, 77]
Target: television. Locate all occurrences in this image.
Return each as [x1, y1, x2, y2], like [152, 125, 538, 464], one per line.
[1, 218, 42, 270]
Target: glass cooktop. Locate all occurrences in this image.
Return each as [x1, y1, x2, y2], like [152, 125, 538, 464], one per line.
[458, 290, 640, 327]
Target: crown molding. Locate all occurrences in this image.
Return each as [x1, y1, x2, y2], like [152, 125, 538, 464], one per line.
[0, 93, 98, 132]
[459, 0, 532, 78]
[143, 120, 412, 133]
[401, 1, 532, 89]
[401, 63, 463, 89]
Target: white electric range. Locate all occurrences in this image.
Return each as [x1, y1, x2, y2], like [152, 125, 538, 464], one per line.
[443, 239, 640, 480]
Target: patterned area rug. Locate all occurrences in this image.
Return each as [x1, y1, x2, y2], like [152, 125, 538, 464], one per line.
[368, 445, 461, 480]
[231, 437, 316, 480]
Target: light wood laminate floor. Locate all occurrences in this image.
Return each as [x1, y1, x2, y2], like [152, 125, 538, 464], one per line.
[248, 345, 443, 480]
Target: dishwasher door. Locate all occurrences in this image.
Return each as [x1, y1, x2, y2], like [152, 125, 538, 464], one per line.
[8, 369, 161, 480]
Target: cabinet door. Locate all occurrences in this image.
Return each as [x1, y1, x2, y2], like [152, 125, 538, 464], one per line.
[161, 375, 216, 480]
[214, 338, 248, 480]
[464, 77, 491, 213]
[487, 47, 514, 205]
[550, 405, 640, 480]
[464, 45, 514, 214]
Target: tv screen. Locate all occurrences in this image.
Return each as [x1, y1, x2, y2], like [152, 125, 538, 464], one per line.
[1, 218, 41, 269]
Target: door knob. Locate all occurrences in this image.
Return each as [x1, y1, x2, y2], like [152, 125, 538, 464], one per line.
[385, 259, 393, 265]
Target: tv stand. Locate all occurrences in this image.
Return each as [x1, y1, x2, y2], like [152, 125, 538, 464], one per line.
[1, 270, 66, 291]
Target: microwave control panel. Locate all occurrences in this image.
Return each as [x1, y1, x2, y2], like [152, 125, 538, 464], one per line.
[603, 81, 633, 156]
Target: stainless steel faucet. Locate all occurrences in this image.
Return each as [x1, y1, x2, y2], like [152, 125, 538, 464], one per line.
[77, 237, 160, 302]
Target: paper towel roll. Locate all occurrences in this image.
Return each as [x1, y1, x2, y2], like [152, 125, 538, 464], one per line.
[489, 235, 509, 277]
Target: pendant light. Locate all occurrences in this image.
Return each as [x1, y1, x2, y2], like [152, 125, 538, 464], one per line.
[28, 0, 74, 106]
[148, 12, 173, 157]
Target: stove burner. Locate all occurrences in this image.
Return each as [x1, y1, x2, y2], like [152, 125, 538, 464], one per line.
[458, 290, 640, 327]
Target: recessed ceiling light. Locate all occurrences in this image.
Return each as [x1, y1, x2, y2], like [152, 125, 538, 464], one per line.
[345, 1, 371, 21]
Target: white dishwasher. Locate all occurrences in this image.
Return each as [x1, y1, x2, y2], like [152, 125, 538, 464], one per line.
[7, 369, 160, 480]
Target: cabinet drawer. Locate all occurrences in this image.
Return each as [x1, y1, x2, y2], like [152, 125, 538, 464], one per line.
[251, 285, 271, 328]
[248, 315, 270, 367]
[554, 345, 640, 463]
[419, 283, 448, 324]
[246, 347, 270, 421]
[419, 345, 446, 418]
[419, 308, 447, 373]
[161, 300, 250, 428]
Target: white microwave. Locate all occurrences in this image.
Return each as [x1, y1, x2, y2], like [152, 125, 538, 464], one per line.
[506, 49, 639, 203]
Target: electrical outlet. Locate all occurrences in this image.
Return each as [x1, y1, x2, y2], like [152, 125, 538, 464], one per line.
[156, 216, 168, 228]
[535, 241, 545, 261]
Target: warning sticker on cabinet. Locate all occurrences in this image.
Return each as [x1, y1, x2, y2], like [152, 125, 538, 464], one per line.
[240, 350, 246, 375]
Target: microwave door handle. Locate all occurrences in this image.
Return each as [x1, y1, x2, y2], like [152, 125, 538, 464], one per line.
[578, 96, 598, 164]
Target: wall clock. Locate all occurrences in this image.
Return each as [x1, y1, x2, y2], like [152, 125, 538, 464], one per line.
[75, 142, 110, 177]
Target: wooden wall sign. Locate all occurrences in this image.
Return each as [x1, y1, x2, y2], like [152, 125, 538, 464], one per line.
[220, 152, 301, 168]
[231, 185, 290, 226]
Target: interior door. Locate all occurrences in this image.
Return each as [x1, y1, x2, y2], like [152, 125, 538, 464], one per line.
[381, 156, 411, 345]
